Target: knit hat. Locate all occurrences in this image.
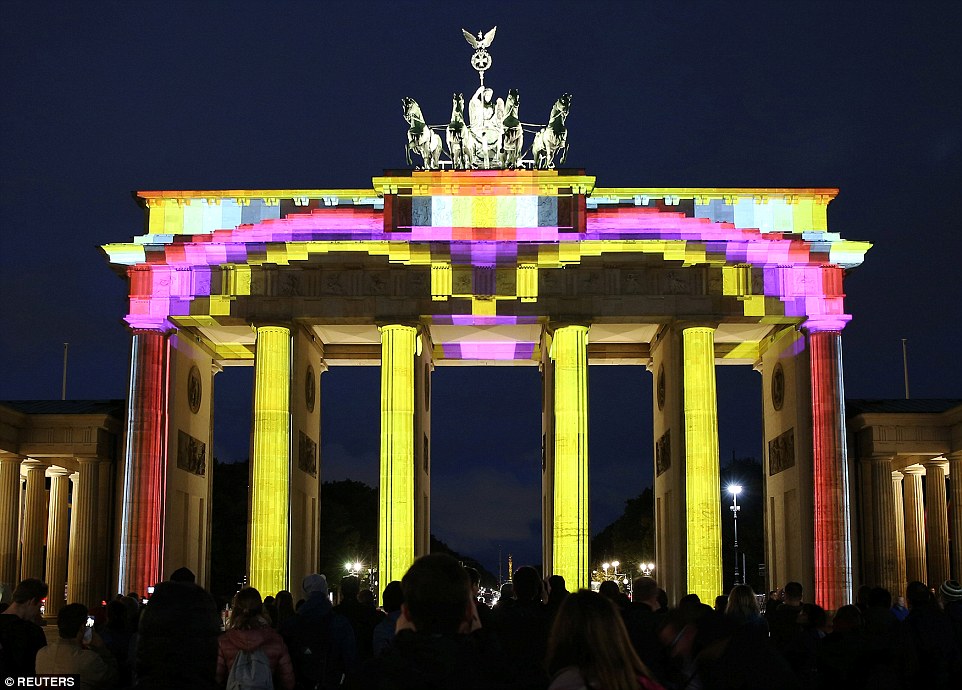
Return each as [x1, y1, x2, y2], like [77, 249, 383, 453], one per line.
[940, 579, 962, 602]
[303, 573, 329, 597]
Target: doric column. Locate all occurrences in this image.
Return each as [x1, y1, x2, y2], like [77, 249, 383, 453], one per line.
[807, 328, 852, 610]
[923, 460, 949, 587]
[44, 468, 72, 618]
[950, 452, 962, 581]
[378, 325, 417, 589]
[249, 325, 292, 596]
[902, 466, 926, 583]
[68, 459, 99, 607]
[682, 326, 722, 600]
[891, 471, 907, 596]
[0, 456, 23, 589]
[118, 329, 170, 596]
[867, 455, 900, 594]
[19, 460, 48, 581]
[552, 325, 590, 590]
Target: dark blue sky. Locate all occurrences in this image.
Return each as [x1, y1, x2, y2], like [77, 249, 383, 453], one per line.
[2, 2, 960, 576]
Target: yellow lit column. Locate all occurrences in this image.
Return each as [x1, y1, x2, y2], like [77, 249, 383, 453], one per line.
[20, 460, 48, 581]
[552, 325, 589, 590]
[0, 456, 22, 590]
[683, 327, 722, 600]
[891, 471, 907, 597]
[44, 468, 72, 619]
[67, 459, 99, 608]
[250, 326, 292, 595]
[923, 460, 949, 587]
[378, 325, 418, 587]
[902, 466, 926, 583]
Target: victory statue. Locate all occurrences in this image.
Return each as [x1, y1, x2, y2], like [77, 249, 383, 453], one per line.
[401, 27, 571, 171]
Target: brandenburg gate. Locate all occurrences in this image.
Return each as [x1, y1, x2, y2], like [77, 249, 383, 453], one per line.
[100, 29, 871, 610]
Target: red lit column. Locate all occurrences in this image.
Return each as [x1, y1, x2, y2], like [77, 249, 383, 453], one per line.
[118, 329, 170, 597]
[0, 456, 23, 589]
[19, 460, 48, 581]
[807, 328, 852, 610]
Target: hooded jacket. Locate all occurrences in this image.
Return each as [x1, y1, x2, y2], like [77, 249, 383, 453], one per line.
[216, 626, 295, 690]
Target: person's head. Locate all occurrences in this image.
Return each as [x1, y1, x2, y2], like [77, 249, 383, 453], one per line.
[798, 602, 827, 630]
[939, 579, 962, 606]
[547, 575, 568, 604]
[831, 604, 863, 633]
[512, 566, 544, 603]
[464, 567, 481, 595]
[340, 575, 360, 602]
[867, 586, 892, 610]
[783, 581, 803, 603]
[106, 598, 128, 631]
[633, 577, 659, 605]
[381, 581, 403, 613]
[546, 590, 652, 690]
[169, 567, 195, 584]
[8, 578, 48, 619]
[499, 582, 514, 600]
[302, 573, 329, 599]
[401, 553, 472, 634]
[714, 594, 729, 612]
[229, 587, 268, 630]
[906, 580, 931, 609]
[598, 580, 621, 602]
[725, 584, 759, 618]
[358, 589, 375, 607]
[57, 603, 89, 640]
[275, 590, 294, 616]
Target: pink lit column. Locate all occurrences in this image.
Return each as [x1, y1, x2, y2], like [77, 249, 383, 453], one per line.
[118, 329, 170, 596]
[806, 327, 852, 610]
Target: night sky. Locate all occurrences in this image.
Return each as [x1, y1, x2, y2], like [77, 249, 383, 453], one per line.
[2, 2, 960, 577]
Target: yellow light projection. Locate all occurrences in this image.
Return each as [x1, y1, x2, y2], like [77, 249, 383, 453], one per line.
[378, 325, 417, 587]
[552, 325, 590, 589]
[250, 326, 291, 595]
[683, 327, 723, 600]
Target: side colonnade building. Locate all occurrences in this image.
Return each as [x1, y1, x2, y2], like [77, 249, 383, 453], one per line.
[96, 168, 877, 609]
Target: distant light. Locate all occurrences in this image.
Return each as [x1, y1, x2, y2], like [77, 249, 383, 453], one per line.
[354, 561, 363, 572]
[344, 561, 352, 571]
[602, 562, 610, 570]
[728, 485, 742, 495]
[612, 560, 620, 568]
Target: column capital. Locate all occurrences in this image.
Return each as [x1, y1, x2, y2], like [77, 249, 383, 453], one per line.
[20, 459, 48, 471]
[48, 466, 73, 478]
[126, 318, 176, 335]
[902, 465, 925, 477]
[891, 470, 904, 480]
[921, 458, 948, 472]
[802, 315, 852, 333]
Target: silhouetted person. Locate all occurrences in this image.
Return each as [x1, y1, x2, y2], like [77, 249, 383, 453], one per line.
[899, 580, 962, 689]
[132, 580, 220, 690]
[281, 573, 356, 690]
[335, 575, 384, 662]
[465, 567, 492, 628]
[36, 602, 118, 689]
[544, 574, 569, 621]
[216, 587, 294, 690]
[0, 578, 48, 678]
[169, 566, 196, 584]
[347, 553, 514, 689]
[490, 566, 551, 689]
[372, 581, 404, 657]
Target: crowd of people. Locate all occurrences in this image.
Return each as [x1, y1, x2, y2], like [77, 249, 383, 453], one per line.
[2, 562, 962, 689]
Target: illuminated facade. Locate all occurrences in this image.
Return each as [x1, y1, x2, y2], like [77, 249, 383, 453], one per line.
[98, 169, 879, 607]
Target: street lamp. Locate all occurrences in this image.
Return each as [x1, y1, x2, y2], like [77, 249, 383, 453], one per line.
[728, 485, 742, 586]
[640, 562, 655, 577]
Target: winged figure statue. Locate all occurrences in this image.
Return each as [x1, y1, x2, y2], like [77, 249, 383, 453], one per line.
[462, 26, 497, 50]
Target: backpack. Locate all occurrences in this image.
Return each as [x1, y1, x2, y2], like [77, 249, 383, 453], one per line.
[283, 612, 343, 690]
[226, 648, 274, 690]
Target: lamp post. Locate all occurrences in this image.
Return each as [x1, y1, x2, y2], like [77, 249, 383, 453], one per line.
[640, 561, 655, 577]
[728, 485, 741, 586]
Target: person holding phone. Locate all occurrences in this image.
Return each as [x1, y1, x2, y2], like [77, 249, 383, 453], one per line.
[36, 603, 118, 689]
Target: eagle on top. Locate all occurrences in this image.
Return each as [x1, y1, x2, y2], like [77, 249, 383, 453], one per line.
[462, 26, 497, 50]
